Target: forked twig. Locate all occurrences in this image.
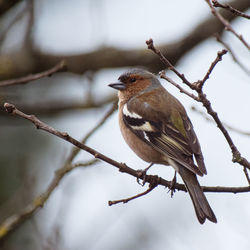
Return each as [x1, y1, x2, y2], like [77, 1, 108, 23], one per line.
[205, 0, 250, 50]
[212, 0, 250, 20]
[146, 38, 250, 171]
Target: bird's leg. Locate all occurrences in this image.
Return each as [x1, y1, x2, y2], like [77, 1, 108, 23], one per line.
[136, 163, 154, 186]
[169, 171, 177, 197]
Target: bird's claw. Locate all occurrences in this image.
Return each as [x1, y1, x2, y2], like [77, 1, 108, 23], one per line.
[136, 163, 154, 186]
[169, 171, 177, 197]
[136, 169, 147, 186]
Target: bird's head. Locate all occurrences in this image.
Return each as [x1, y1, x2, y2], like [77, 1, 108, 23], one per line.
[109, 69, 161, 102]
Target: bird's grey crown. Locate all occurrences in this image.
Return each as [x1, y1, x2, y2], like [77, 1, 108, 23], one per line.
[118, 68, 160, 86]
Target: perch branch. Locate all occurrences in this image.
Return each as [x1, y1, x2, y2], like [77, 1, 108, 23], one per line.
[3, 102, 250, 193]
[1, 102, 250, 241]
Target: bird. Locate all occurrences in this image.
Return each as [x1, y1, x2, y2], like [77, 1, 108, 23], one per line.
[108, 68, 217, 224]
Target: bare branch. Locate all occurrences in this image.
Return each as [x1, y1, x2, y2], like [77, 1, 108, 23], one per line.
[147, 38, 250, 170]
[146, 38, 193, 88]
[243, 167, 250, 185]
[1, 102, 250, 241]
[0, 103, 117, 241]
[212, 0, 250, 19]
[205, 0, 250, 50]
[3, 102, 250, 194]
[66, 101, 117, 163]
[159, 71, 200, 101]
[108, 183, 157, 206]
[0, 60, 66, 87]
[199, 49, 228, 88]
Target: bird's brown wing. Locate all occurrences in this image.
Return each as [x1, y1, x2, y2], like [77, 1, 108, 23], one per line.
[124, 88, 206, 175]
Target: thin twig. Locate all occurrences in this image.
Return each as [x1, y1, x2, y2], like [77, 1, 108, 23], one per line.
[108, 183, 157, 206]
[212, 0, 250, 20]
[243, 167, 250, 185]
[159, 71, 200, 101]
[0, 60, 66, 87]
[146, 38, 250, 170]
[205, 0, 250, 50]
[199, 49, 228, 87]
[215, 34, 250, 75]
[146, 39, 194, 89]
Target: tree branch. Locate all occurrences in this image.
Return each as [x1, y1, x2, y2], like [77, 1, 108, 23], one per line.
[0, 103, 117, 241]
[1, 102, 250, 240]
[205, 0, 250, 50]
[108, 183, 158, 206]
[146, 38, 250, 170]
[4, 102, 250, 193]
[212, 0, 250, 19]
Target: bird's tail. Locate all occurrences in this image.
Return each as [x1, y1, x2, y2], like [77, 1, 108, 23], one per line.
[179, 168, 217, 224]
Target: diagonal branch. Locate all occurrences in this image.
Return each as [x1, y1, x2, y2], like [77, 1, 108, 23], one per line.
[3, 102, 250, 193]
[3, 102, 250, 194]
[205, 0, 250, 50]
[1, 102, 250, 241]
[146, 38, 250, 170]
[0, 103, 117, 241]
[212, 0, 250, 19]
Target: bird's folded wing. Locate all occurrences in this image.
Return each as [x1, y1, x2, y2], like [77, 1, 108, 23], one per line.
[123, 95, 205, 175]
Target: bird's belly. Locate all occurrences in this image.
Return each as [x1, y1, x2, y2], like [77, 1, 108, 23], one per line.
[119, 118, 165, 164]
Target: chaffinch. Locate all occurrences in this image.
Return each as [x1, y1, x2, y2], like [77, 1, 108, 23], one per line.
[108, 68, 217, 224]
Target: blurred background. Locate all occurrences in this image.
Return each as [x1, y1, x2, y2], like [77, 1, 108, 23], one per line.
[0, 0, 250, 249]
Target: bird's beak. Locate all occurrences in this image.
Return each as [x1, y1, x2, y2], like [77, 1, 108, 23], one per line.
[108, 82, 126, 90]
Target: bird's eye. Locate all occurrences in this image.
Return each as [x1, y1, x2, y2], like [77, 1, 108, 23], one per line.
[130, 78, 136, 83]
